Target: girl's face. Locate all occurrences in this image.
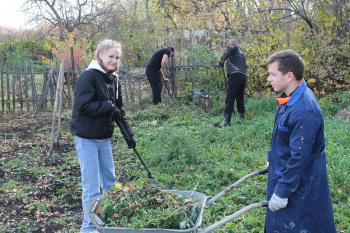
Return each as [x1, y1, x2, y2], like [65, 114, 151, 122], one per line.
[99, 47, 121, 72]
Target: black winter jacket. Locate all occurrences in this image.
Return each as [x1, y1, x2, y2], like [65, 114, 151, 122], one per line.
[220, 43, 247, 75]
[70, 61, 133, 139]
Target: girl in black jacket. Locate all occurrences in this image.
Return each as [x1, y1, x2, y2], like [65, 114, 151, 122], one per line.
[70, 39, 135, 233]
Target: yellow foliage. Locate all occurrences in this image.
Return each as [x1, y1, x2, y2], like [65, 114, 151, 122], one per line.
[301, 48, 309, 56]
[331, 17, 337, 22]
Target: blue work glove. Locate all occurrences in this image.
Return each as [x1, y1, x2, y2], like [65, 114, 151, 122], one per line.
[218, 61, 224, 68]
[268, 193, 288, 212]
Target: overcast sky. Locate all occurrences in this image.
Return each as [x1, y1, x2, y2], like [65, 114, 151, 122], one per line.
[0, 0, 31, 29]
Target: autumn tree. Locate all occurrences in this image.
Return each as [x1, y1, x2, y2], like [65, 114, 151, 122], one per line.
[22, 0, 118, 41]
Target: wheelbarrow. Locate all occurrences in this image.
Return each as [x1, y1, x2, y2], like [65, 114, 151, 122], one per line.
[89, 168, 268, 233]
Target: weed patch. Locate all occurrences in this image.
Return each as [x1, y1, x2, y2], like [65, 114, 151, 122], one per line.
[0, 93, 349, 232]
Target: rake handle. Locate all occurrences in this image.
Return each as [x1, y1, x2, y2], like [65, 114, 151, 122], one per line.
[221, 67, 228, 87]
[115, 119, 154, 179]
[161, 74, 172, 97]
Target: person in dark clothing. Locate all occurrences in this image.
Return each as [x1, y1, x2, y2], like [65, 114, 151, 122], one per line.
[218, 39, 247, 127]
[146, 47, 174, 105]
[265, 49, 336, 233]
[70, 39, 136, 233]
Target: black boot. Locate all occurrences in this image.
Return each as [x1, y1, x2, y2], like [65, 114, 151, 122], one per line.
[218, 113, 231, 127]
[238, 113, 244, 124]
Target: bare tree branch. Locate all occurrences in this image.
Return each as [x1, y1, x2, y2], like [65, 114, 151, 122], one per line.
[22, 0, 118, 40]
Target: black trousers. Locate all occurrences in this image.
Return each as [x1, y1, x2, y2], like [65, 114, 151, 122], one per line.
[146, 66, 162, 105]
[224, 72, 247, 115]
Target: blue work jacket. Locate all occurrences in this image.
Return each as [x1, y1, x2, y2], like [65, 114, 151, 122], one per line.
[265, 80, 336, 232]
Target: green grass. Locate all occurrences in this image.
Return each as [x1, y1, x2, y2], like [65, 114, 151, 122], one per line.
[1, 89, 349, 232]
[115, 91, 350, 232]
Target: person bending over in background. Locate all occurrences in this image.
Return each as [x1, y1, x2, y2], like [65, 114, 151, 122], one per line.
[145, 47, 174, 105]
[70, 39, 136, 233]
[265, 49, 336, 233]
[218, 39, 247, 127]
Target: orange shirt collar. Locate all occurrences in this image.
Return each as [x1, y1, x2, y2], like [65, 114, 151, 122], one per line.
[275, 80, 303, 105]
[276, 96, 290, 105]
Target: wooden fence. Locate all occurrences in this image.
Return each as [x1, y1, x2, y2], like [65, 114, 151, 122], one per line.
[0, 60, 78, 113]
[0, 57, 222, 113]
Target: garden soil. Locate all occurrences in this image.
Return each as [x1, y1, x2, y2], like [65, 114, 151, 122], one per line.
[0, 111, 132, 232]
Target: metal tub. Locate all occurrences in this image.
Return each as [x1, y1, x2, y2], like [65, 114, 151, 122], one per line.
[90, 168, 269, 233]
[90, 190, 207, 233]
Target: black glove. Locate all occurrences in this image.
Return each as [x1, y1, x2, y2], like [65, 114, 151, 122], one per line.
[219, 61, 224, 68]
[111, 106, 121, 121]
[126, 137, 136, 149]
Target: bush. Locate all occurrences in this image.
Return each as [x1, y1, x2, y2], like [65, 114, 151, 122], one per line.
[319, 91, 350, 116]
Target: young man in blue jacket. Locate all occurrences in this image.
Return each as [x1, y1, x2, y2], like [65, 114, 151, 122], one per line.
[265, 49, 336, 232]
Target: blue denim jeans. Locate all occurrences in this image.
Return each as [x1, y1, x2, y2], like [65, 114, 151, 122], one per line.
[74, 136, 117, 233]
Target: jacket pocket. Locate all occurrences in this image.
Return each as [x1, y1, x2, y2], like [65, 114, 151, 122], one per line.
[276, 124, 290, 147]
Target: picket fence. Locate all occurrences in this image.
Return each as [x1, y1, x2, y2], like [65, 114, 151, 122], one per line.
[0, 57, 221, 113]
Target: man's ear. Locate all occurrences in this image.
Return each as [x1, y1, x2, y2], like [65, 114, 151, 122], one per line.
[287, 71, 295, 82]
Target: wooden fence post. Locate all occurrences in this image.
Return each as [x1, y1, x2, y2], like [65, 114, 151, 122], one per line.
[41, 63, 47, 108]
[170, 56, 175, 94]
[66, 62, 72, 107]
[128, 78, 134, 104]
[1, 61, 3, 111]
[191, 57, 195, 90]
[137, 78, 142, 103]
[77, 63, 82, 75]
[17, 62, 23, 111]
[121, 77, 129, 103]
[24, 62, 29, 111]
[66, 60, 71, 107]
[49, 61, 65, 157]
[6, 62, 10, 111]
[39, 65, 55, 109]
[55, 62, 65, 144]
[49, 62, 54, 106]
[12, 61, 16, 111]
[30, 62, 38, 111]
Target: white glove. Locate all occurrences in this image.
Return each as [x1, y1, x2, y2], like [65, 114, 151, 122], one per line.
[266, 162, 270, 168]
[268, 193, 288, 212]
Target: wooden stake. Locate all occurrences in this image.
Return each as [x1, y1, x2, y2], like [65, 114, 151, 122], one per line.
[49, 60, 65, 157]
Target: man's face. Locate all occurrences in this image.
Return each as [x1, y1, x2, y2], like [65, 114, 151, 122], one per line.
[267, 61, 290, 93]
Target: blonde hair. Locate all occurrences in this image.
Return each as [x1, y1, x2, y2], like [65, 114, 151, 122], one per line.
[93, 39, 122, 73]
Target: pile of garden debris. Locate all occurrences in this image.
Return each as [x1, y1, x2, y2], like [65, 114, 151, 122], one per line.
[336, 107, 350, 122]
[96, 182, 201, 229]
